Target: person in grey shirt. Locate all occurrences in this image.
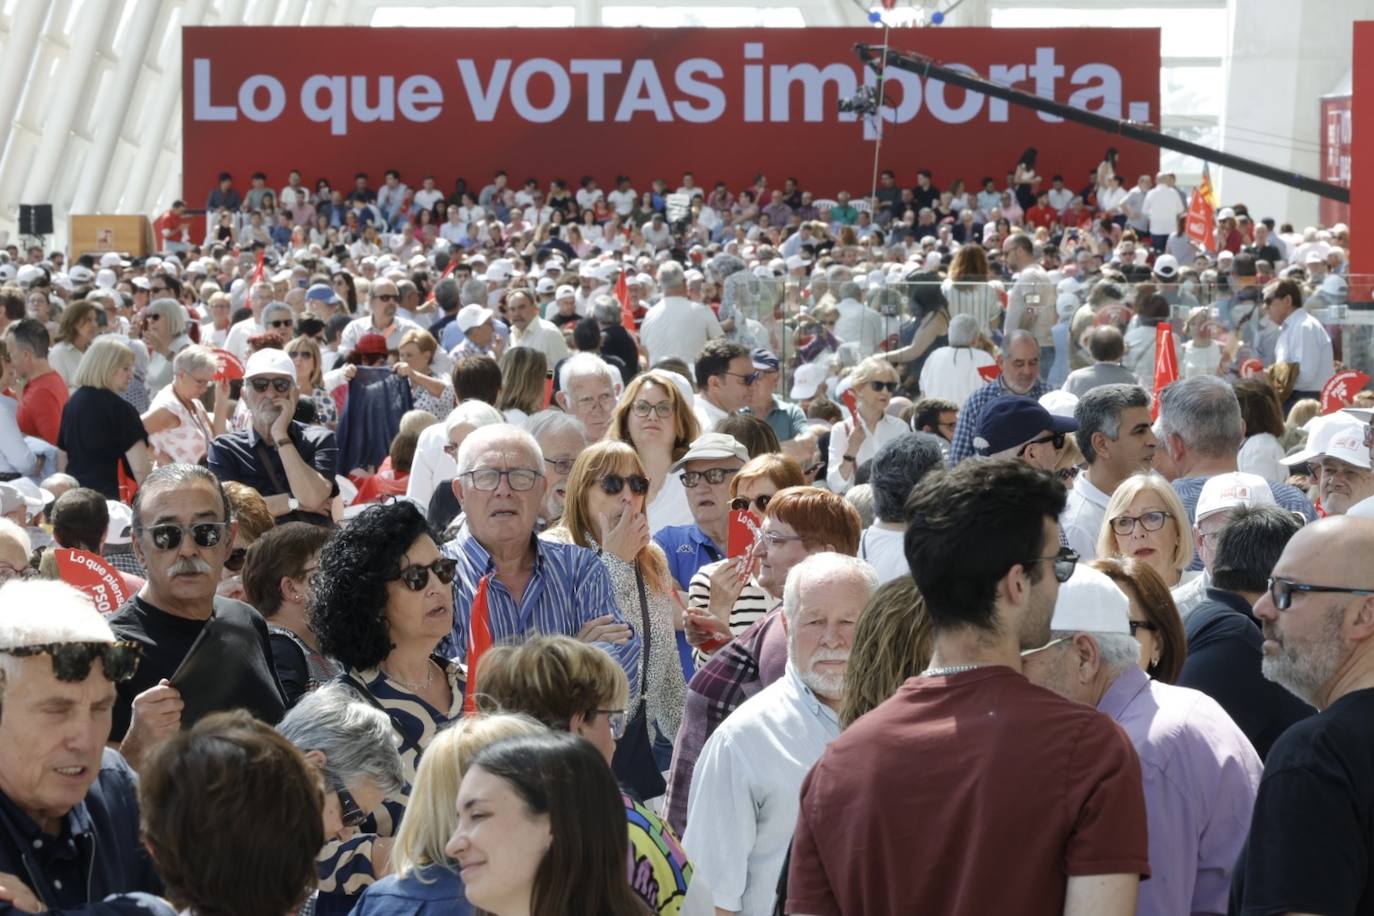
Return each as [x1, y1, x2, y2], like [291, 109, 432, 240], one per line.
[1063, 326, 1139, 397]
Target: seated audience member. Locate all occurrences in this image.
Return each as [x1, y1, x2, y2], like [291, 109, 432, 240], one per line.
[208, 348, 338, 524]
[494, 346, 547, 427]
[48, 487, 145, 594]
[554, 352, 621, 442]
[352, 714, 547, 916]
[972, 395, 1078, 472]
[1060, 384, 1155, 561]
[1312, 418, 1374, 516]
[0, 338, 37, 480]
[0, 518, 31, 587]
[442, 424, 639, 683]
[839, 576, 934, 727]
[0, 580, 160, 913]
[241, 522, 337, 705]
[666, 487, 862, 835]
[1170, 471, 1277, 618]
[6, 318, 68, 446]
[861, 432, 944, 582]
[58, 337, 150, 499]
[523, 409, 589, 531]
[713, 413, 780, 460]
[651, 432, 747, 592]
[141, 345, 228, 466]
[1020, 565, 1262, 916]
[610, 370, 701, 535]
[217, 480, 274, 602]
[137, 711, 323, 916]
[1091, 557, 1188, 684]
[684, 554, 878, 916]
[472, 636, 710, 915]
[107, 464, 287, 770]
[409, 400, 504, 531]
[352, 427, 422, 506]
[100, 500, 144, 579]
[1176, 505, 1313, 759]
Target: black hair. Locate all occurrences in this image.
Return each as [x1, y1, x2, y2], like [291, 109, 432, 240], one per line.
[6, 318, 49, 359]
[871, 433, 944, 523]
[1212, 505, 1301, 595]
[911, 397, 957, 434]
[904, 460, 1066, 632]
[309, 502, 437, 671]
[51, 487, 109, 552]
[694, 338, 749, 390]
[572, 317, 601, 352]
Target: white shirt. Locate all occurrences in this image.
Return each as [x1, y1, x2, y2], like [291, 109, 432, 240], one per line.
[439, 221, 466, 245]
[224, 316, 264, 362]
[693, 394, 730, 435]
[199, 321, 229, 349]
[858, 524, 907, 584]
[826, 413, 907, 494]
[509, 317, 570, 367]
[413, 188, 445, 212]
[1003, 264, 1057, 346]
[607, 188, 637, 216]
[639, 296, 722, 366]
[1143, 185, 1186, 235]
[1237, 433, 1287, 484]
[832, 297, 886, 354]
[1274, 307, 1334, 392]
[0, 395, 36, 476]
[1348, 494, 1374, 519]
[376, 182, 410, 215]
[575, 187, 604, 210]
[1171, 569, 1212, 620]
[918, 346, 997, 406]
[1047, 187, 1074, 212]
[1098, 185, 1128, 212]
[683, 663, 840, 916]
[338, 315, 422, 358]
[1060, 473, 1112, 561]
[406, 422, 455, 510]
[648, 472, 694, 535]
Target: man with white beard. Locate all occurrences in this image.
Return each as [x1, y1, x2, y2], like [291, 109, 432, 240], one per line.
[683, 553, 878, 916]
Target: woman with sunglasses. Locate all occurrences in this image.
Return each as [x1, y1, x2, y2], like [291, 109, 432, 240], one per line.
[141, 298, 194, 393]
[1091, 557, 1188, 684]
[58, 337, 150, 499]
[543, 441, 687, 792]
[473, 637, 709, 916]
[141, 345, 229, 466]
[309, 501, 463, 912]
[825, 356, 908, 494]
[285, 335, 341, 429]
[609, 371, 700, 534]
[1097, 472, 1196, 589]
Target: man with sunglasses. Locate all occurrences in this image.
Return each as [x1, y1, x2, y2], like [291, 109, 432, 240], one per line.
[0, 579, 162, 913]
[742, 348, 807, 444]
[208, 349, 338, 524]
[339, 278, 420, 361]
[692, 339, 756, 434]
[973, 394, 1078, 472]
[1020, 565, 1261, 916]
[1233, 516, 1374, 914]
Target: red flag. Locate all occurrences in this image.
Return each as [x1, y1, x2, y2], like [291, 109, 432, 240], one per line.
[462, 575, 494, 715]
[421, 256, 460, 309]
[1321, 370, 1372, 414]
[249, 248, 266, 286]
[1185, 165, 1217, 252]
[54, 549, 130, 615]
[614, 268, 636, 333]
[1151, 324, 1179, 420]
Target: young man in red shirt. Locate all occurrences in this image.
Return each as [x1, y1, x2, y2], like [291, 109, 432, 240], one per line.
[6, 318, 66, 446]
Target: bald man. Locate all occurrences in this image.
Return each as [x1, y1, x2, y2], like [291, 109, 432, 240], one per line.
[1231, 516, 1374, 913]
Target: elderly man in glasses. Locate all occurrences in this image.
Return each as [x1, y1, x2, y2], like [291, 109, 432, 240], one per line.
[1232, 516, 1374, 913]
[208, 349, 338, 524]
[107, 464, 286, 772]
[439, 423, 638, 686]
[337, 277, 421, 361]
[0, 579, 162, 913]
[1021, 565, 1261, 916]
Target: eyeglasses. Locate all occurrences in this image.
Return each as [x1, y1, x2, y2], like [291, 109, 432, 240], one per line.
[594, 708, 627, 739]
[760, 530, 807, 549]
[1110, 510, 1170, 536]
[1267, 576, 1374, 612]
[631, 399, 672, 419]
[723, 370, 760, 386]
[267, 319, 294, 329]
[139, 521, 231, 551]
[544, 457, 575, 475]
[1128, 620, 1158, 636]
[249, 377, 293, 394]
[574, 393, 616, 412]
[730, 494, 772, 514]
[224, 547, 247, 573]
[1031, 547, 1079, 583]
[869, 381, 898, 393]
[462, 468, 542, 492]
[328, 775, 369, 829]
[680, 468, 736, 488]
[288, 351, 313, 362]
[150, 286, 168, 294]
[375, 293, 399, 302]
[599, 474, 649, 496]
[392, 557, 458, 591]
[1020, 636, 1069, 658]
[1018, 432, 1066, 456]
[0, 641, 141, 683]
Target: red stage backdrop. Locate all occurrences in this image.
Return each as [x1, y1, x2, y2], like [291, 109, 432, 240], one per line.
[1352, 22, 1372, 277]
[181, 27, 1159, 207]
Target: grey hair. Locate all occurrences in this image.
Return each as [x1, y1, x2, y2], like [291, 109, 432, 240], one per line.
[591, 294, 622, 325]
[172, 344, 218, 378]
[870, 432, 945, 522]
[433, 277, 461, 311]
[838, 280, 863, 301]
[1156, 376, 1244, 458]
[844, 484, 875, 529]
[827, 264, 853, 284]
[525, 409, 588, 446]
[0, 519, 31, 562]
[276, 684, 405, 796]
[948, 313, 979, 347]
[657, 261, 686, 292]
[131, 463, 232, 529]
[442, 399, 503, 437]
[782, 552, 880, 628]
[558, 351, 617, 396]
[1074, 384, 1151, 465]
[261, 302, 294, 327]
[455, 423, 544, 477]
[146, 298, 187, 337]
[1002, 329, 1038, 356]
[1048, 630, 1141, 675]
[459, 278, 488, 307]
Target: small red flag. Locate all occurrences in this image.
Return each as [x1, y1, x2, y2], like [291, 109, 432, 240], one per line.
[462, 574, 494, 715]
[250, 248, 266, 286]
[421, 256, 460, 309]
[1321, 370, 1372, 414]
[1185, 164, 1217, 253]
[614, 268, 637, 333]
[1151, 324, 1179, 420]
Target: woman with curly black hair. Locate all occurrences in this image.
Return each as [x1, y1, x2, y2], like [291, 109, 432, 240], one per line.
[308, 500, 464, 914]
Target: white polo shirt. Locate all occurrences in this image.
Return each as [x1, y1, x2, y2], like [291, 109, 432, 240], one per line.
[639, 296, 722, 366]
[1274, 306, 1334, 392]
[509, 316, 570, 367]
[1060, 473, 1113, 561]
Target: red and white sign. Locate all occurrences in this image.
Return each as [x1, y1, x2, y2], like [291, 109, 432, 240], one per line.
[54, 549, 131, 615]
[182, 27, 1160, 205]
[1321, 369, 1371, 414]
[213, 348, 244, 382]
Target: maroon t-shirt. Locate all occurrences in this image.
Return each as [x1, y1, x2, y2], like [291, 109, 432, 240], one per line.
[787, 666, 1149, 916]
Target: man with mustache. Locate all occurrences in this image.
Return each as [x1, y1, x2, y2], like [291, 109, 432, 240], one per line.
[683, 553, 877, 916]
[107, 464, 286, 771]
[1232, 515, 1374, 913]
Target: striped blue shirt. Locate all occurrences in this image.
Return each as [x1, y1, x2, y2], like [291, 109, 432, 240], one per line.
[441, 522, 640, 682]
[947, 374, 1052, 466]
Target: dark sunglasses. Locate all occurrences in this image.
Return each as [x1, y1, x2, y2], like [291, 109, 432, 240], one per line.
[224, 547, 247, 573]
[267, 319, 294, 329]
[375, 293, 400, 301]
[329, 775, 368, 829]
[392, 558, 457, 591]
[599, 474, 649, 496]
[1033, 547, 1079, 584]
[141, 521, 231, 551]
[869, 381, 898, 393]
[1018, 432, 1066, 455]
[1128, 620, 1158, 636]
[249, 377, 293, 394]
[1, 641, 141, 683]
[730, 494, 772, 514]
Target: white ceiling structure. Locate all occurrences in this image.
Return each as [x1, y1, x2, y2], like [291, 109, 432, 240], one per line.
[0, 0, 1361, 252]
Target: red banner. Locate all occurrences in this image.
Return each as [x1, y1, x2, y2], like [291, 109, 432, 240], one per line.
[182, 27, 1160, 208]
[212, 348, 244, 382]
[1321, 369, 1371, 414]
[1151, 323, 1178, 420]
[54, 549, 131, 616]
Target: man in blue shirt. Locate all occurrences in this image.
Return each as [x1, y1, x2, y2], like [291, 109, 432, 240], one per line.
[947, 331, 1051, 465]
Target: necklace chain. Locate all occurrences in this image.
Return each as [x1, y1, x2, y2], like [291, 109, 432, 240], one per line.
[381, 658, 435, 693]
[922, 664, 983, 678]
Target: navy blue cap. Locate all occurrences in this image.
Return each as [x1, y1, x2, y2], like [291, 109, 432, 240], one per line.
[974, 396, 1078, 457]
[751, 348, 780, 372]
[306, 283, 340, 304]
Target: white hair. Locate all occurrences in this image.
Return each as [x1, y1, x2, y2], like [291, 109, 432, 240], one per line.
[558, 352, 617, 396]
[1050, 630, 1141, 675]
[782, 552, 880, 629]
[173, 344, 218, 377]
[455, 423, 545, 477]
[524, 409, 588, 445]
[0, 580, 112, 651]
[277, 684, 405, 795]
[443, 399, 503, 437]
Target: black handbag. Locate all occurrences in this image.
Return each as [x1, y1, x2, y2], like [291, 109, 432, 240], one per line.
[610, 562, 667, 800]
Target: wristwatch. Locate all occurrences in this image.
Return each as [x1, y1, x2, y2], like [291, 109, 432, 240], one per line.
[287, 497, 300, 512]
[843, 454, 857, 463]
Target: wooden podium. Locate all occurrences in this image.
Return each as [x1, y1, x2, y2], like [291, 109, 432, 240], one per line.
[69, 215, 152, 260]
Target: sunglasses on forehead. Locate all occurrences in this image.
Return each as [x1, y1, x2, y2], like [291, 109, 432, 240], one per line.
[1, 641, 141, 683]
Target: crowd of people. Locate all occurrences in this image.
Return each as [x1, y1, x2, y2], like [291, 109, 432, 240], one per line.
[0, 156, 1370, 916]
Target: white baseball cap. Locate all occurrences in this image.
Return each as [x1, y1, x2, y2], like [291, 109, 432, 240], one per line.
[105, 501, 134, 546]
[555, 284, 576, 300]
[789, 361, 830, 401]
[1195, 472, 1276, 523]
[244, 348, 296, 380]
[1038, 390, 1078, 420]
[457, 304, 494, 332]
[535, 277, 556, 294]
[1047, 565, 1132, 635]
[1283, 414, 1365, 466]
[1321, 422, 1372, 471]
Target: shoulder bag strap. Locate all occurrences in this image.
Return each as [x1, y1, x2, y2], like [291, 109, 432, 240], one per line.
[633, 562, 652, 699]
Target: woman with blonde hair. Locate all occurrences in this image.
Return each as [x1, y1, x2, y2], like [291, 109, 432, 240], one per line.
[352, 713, 547, 916]
[58, 336, 150, 498]
[395, 328, 456, 418]
[543, 440, 686, 796]
[826, 357, 907, 494]
[496, 346, 547, 426]
[608, 370, 700, 533]
[840, 576, 933, 728]
[1096, 472, 1195, 589]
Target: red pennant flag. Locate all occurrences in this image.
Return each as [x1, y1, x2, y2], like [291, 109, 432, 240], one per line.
[840, 387, 860, 426]
[250, 248, 266, 286]
[1321, 370, 1372, 414]
[977, 364, 1002, 382]
[1185, 164, 1217, 253]
[462, 574, 494, 715]
[614, 268, 637, 333]
[1151, 324, 1179, 420]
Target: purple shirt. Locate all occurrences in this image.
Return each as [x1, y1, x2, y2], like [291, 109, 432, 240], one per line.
[1098, 665, 1263, 916]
